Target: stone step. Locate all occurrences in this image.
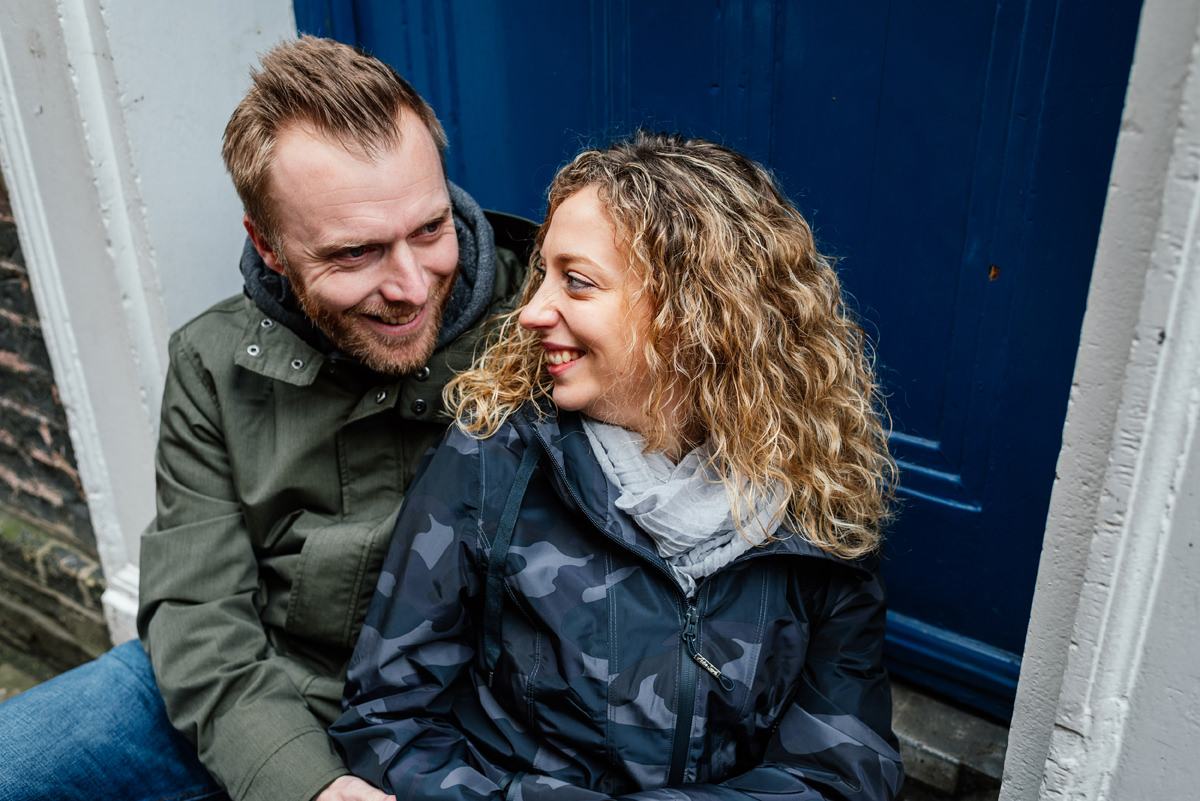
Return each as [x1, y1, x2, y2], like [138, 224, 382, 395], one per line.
[0, 637, 56, 703]
[893, 679, 1007, 800]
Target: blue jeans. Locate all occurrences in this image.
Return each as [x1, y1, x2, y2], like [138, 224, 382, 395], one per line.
[0, 639, 229, 801]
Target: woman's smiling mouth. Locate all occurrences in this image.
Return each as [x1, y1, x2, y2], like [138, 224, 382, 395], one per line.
[546, 348, 583, 366]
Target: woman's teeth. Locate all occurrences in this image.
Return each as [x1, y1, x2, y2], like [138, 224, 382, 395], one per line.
[546, 349, 582, 365]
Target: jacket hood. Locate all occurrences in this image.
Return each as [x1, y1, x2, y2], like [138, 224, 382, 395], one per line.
[239, 180, 498, 357]
[512, 405, 879, 577]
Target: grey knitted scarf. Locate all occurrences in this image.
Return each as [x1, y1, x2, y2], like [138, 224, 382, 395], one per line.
[582, 418, 787, 597]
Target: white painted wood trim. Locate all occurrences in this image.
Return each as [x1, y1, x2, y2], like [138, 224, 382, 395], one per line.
[1, 0, 295, 642]
[0, 0, 164, 638]
[1002, 0, 1200, 796]
[1038, 17, 1200, 795]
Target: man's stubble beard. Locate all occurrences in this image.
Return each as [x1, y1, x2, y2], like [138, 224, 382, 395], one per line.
[288, 266, 459, 377]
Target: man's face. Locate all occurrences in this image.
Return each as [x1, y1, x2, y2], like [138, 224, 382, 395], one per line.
[247, 112, 458, 375]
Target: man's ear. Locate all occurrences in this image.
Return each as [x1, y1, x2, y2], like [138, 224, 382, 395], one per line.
[244, 216, 286, 275]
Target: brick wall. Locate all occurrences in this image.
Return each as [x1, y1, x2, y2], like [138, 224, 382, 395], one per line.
[0, 167, 110, 671]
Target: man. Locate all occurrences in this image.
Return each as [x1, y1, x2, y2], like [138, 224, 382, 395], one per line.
[0, 36, 528, 801]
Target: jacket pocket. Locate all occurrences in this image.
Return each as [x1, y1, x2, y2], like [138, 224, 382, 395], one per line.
[284, 510, 400, 648]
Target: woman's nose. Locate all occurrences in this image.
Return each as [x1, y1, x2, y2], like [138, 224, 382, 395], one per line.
[518, 280, 558, 330]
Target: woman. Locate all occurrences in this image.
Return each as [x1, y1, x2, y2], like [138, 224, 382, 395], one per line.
[330, 132, 903, 801]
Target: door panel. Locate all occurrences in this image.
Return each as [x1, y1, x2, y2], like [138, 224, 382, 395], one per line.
[296, 0, 1143, 719]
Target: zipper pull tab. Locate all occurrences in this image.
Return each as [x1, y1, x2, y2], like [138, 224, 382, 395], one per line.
[681, 604, 735, 692]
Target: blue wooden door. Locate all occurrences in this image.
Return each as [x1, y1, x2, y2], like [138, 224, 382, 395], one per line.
[297, 0, 1143, 719]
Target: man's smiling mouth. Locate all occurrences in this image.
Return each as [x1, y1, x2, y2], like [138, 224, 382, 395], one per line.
[367, 308, 421, 326]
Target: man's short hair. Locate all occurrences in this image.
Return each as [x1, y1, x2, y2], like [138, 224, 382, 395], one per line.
[222, 35, 448, 249]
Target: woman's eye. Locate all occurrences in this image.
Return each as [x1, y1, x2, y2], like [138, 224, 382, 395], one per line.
[565, 273, 593, 291]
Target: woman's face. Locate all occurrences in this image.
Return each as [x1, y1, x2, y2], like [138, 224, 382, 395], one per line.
[519, 186, 660, 436]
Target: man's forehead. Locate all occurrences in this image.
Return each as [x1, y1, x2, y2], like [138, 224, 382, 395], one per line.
[268, 114, 448, 222]
[273, 121, 388, 168]
[271, 109, 439, 172]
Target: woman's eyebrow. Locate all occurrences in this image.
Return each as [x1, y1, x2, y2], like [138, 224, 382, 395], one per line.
[545, 251, 599, 268]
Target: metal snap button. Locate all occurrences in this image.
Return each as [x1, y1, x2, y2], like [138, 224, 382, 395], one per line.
[290, 359, 304, 370]
[375, 390, 387, 403]
[260, 319, 274, 328]
[415, 366, 431, 380]
[411, 399, 427, 414]
[246, 345, 261, 356]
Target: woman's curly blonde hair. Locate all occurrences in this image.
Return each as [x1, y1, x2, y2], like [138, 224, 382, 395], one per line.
[447, 131, 895, 557]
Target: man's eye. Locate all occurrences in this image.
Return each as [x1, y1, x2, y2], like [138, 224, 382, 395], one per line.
[421, 220, 442, 235]
[344, 246, 368, 259]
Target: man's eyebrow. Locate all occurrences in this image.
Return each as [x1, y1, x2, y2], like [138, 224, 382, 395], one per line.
[426, 205, 453, 223]
[312, 240, 367, 257]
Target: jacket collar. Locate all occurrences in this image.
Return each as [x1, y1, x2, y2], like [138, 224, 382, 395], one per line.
[231, 295, 385, 388]
[515, 406, 876, 578]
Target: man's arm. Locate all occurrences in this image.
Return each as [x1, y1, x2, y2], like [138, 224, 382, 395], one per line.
[331, 429, 512, 800]
[138, 328, 351, 801]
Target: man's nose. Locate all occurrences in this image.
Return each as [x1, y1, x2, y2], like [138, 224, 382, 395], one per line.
[378, 244, 430, 304]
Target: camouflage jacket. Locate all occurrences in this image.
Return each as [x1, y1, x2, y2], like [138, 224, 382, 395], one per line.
[331, 406, 904, 801]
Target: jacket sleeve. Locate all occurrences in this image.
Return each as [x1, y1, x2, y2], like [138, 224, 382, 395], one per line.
[137, 332, 349, 801]
[330, 429, 512, 800]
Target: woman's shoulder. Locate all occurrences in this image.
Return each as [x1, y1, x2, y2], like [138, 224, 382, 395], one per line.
[455, 402, 580, 450]
[441, 402, 555, 461]
[758, 529, 882, 580]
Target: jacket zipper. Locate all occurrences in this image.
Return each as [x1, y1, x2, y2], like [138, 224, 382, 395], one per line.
[529, 423, 733, 788]
[682, 604, 735, 692]
[667, 601, 737, 785]
[669, 604, 700, 786]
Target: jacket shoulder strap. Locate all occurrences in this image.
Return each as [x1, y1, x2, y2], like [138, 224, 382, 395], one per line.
[483, 441, 540, 684]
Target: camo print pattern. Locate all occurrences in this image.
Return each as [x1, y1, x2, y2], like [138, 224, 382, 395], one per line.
[331, 408, 903, 801]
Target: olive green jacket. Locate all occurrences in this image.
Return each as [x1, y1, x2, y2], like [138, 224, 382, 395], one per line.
[137, 238, 525, 801]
